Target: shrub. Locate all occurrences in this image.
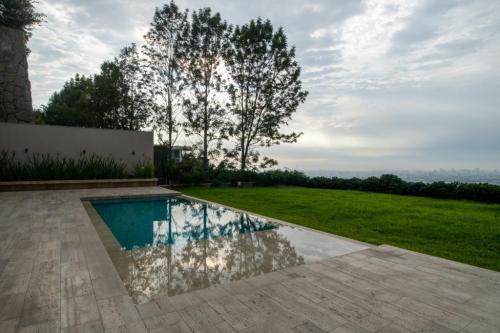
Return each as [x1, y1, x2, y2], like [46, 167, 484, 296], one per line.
[133, 160, 154, 178]
[0, 150, 152, 181]
[302, 174, 500, 204]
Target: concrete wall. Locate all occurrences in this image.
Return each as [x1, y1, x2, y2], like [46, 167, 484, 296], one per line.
[0, 122, 153, 170]
[0, 27, 33, 122]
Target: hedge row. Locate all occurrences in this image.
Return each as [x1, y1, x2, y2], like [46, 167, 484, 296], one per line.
[203, 170, 500, 204]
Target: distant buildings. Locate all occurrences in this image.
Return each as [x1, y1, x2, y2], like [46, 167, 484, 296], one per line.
[305, 169, 500, 185]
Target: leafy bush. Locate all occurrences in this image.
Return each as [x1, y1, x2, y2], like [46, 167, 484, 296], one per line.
[133, 160, 154, 178]
[170, 154, 206, 184]
[0, 151, 153, 181]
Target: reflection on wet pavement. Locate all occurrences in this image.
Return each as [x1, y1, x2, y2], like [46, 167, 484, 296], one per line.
[90, 197, 368, 303]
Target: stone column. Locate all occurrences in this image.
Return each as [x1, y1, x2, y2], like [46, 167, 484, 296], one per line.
[0, 26, 33, 123]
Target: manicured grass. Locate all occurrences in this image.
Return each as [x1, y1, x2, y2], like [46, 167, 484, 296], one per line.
[181, 186, 500, 271]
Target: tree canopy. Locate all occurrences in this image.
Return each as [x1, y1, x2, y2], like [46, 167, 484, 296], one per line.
[37, 45, 151, 130]
[0, 0, 45, 40]
[181, 7, 230, 173]
[142, 1, 189, 182]
[37, 74, 96, 127]
[223, 18, 308, 170]
[36, 1, 308, 174]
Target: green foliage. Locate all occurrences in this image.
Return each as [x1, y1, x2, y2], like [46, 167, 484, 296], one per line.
[114, 43, 151, 130]
[37, 2, 307, 175]
[38, 45, 151, 130]
[0, 0, 45, 40]
[223, 18, 308, 170]
[133, 160, 154, 178]
[303, 174, 500, 203]
[182, 186, 500, 272]
[0, 151, 152, 180]
[167, 163, 500, 204]
[180, 7, 230, 171]
[171, 153, 206, 184]
[37, 74, 97, 127]
[92, 62, 124, 128]
[143, 1, 189, 183]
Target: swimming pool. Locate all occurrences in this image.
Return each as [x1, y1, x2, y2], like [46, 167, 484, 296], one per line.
[88, 196, 368, 303]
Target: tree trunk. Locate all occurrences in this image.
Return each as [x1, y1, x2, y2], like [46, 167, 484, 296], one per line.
[202, 79, 209, 176]
[203, 122, 208, 173]
[168, 104, 173, 185]
[240, 138, 246, 171]
[203, 105, 208, 176]
[0, 27, 33, 123]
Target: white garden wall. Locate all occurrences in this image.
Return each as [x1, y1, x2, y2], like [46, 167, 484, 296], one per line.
[0, 122, 153, 170]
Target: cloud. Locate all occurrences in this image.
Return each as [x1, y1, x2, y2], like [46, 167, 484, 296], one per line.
[28, 0, 500, 170]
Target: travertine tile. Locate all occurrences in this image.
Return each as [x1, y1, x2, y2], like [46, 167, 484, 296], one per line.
[0, 187, 499, 333]
[135, 301, 162, 320]
[0, 292, 25, 321]
[27, 271, 60, 297]
[104, 320, 148, 333]
[0, 272, 31, 295]
[61, 320, 104, 333]
[0, 318, 18, 333]
[97, 295, 140, 331]
[17, 320, 60, 333]
[291, 321, 328, 333]
[142, 312, 182, 331]
[19, 294, 60, 327]
[92, 276, 128, 300]
[61, 263, 92, 299]
[61, 294, 100, 328]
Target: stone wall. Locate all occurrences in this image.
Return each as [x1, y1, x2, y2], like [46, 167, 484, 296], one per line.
[0, 26, 33, 123]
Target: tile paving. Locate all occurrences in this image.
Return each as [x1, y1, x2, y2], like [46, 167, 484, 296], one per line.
[0, 187, 499, 332]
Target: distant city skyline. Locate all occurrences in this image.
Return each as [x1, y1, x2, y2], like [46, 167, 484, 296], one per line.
[29, 0, 500, 170]
[304, 168, 500, 185]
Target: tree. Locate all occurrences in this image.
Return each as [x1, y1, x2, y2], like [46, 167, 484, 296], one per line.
[98, 43, 151, 130]
[0, 0, 45, 42]
[92, 61, 124, 128]
[143, 1, 188, 184]
[181, 8, 230, 174]
[223, 18, 307, 171]
[39, 45, 150, 130]
[38, 74, 97, 127]
[116, 44, 151, 130]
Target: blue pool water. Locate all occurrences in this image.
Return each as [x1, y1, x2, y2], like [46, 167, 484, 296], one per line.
[91, 196, 277, 250]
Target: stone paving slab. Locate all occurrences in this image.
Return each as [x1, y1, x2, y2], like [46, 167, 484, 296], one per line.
[0, 187, 499, 332]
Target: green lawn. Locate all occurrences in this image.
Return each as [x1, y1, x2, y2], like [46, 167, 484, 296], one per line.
[180, 186, 500, 271]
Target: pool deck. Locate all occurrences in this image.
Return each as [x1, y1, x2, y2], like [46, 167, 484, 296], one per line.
[0, 187, 499, 332]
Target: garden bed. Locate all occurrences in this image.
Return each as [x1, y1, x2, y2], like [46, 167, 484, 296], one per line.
[0, 178, 158, 192]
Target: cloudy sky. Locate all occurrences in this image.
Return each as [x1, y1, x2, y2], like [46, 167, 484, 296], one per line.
[29, 0, 500, 171]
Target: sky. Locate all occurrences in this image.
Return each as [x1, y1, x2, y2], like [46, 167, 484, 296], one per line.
[28, 0, 500, 171]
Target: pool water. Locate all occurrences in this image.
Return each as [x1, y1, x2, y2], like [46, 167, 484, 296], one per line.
[91, 197, 277, 250]
[90, 196, 367, 303]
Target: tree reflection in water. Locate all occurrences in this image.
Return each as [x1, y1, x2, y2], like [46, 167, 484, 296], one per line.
[118, 198, 304, 303]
